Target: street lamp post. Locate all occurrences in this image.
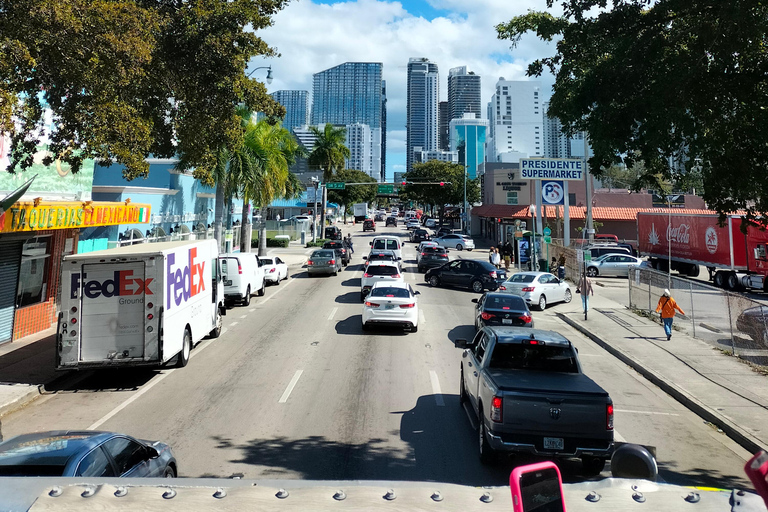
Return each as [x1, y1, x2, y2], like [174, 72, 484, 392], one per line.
[463, 165, 468, 235]
[246, 65, 273, 84]
[667, 194, 674, 289]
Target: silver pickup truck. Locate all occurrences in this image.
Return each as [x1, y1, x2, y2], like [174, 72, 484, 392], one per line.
[455, 327, 614, 473]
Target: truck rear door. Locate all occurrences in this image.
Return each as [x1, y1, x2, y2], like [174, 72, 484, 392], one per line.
[78, 262, 147, 363]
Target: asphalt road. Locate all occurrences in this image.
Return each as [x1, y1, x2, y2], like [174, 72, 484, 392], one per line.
[2, 224, 752, 488]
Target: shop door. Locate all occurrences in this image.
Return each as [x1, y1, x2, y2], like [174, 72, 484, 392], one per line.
[0, 241, 23, 344]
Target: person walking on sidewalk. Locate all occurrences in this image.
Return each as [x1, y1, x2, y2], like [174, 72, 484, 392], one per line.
[502, 240, 513, 270]
[656, 289, 685, 340]
[577, 273, 594, 319]
[491, 247, 501, 269]
[488, 246, 496, 264]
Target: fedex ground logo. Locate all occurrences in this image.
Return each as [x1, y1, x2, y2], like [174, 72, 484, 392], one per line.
[71, 271, 153, 300]
[167, 248, 206, 310]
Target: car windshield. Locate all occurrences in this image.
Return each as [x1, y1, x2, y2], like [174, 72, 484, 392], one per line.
[489, 344, 578, 373]
[507, 274, 536, 283]
[366, 266, 399, 276]
[369, 287, 410, 298]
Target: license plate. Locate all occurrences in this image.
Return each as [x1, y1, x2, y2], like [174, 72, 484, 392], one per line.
[224, 280, 232, 286]
[543, 437, 564, 450]
[502, 319, 513, 325]
[385, 304, 395, 309]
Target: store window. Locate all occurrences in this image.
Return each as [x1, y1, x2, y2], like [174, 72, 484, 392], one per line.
[17, 236, 51, 308]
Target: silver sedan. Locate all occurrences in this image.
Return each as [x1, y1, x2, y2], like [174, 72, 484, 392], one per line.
[497, 271, 572, 311]
[587, 255, 646, 277]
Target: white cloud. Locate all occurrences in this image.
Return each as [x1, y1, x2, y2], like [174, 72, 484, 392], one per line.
[252, 0, 558, 178]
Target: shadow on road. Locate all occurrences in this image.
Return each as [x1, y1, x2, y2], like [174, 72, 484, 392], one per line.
[341, 277, 361, 288]
[45, 368, 159, 393]
[335, 315, 364, 336]
[447, 325, 476, 344]
[335, 292, 361, 305]
[657, 461, 750, 489]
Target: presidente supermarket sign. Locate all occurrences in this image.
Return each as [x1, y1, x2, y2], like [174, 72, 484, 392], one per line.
[520, 158, 584, 181]
[1, 200, 151, 233]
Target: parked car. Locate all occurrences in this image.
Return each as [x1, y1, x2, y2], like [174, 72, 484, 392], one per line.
[410, 228, 431, 243]
[417, 245, 449, 273]
[363, 219, 376, 232]
[425, 260, 506, 293]
[0, 431, 177, 477]
[369, 236, 403, 260]
[498, 271, 571, 311]
[584, 243, 632, 259]
[385, 216, 397, 227]
[362, 281, 420, 332]
[287, 215, 312, 223]
[220, 252, 266, 306]
[594, 234, 620, 242]
[586, 255, 646, 277]
[363, 250, 401, 270]
[323, 240, 352, 266]
[737, 306, 768, 347]
[307, 249, 342, 277]
[260, 256, 289, 285]
[424, 218, 437, 228]
[433, 233, 475, 251]
[454, 327, 614, 471]
[324, 226, 342, 240]
[361, 262, 404, 301]
[473, 293, 533, 330]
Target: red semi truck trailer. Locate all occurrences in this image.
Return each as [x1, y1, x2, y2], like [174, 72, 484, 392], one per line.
[637, 212, 768, 291]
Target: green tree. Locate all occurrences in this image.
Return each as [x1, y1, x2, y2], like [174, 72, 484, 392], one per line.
[497, 0, 768, 223]
[401, 160, 480, 223]
[307, 124, 350, 181]
[326, 169, 378, 222]
[0, 0, 287, 181]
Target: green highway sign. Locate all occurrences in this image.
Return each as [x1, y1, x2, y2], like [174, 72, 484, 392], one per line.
[326, 182, 345, 190]
[378, 184, 395, 195]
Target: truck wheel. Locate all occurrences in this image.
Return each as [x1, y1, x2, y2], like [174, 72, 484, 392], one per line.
[727, 273, 741, 291]
[242, 286, 251, 306]
[209, 309, 222, 338]
[175, 328, 191, 368]
[459, 368, 467, 405]
[257, 279, 266, 296]
[581, 456, 606, 476]
[471, 279, 484, 293]
[714, 271, 726, 288]
[478, 414, 496, 465]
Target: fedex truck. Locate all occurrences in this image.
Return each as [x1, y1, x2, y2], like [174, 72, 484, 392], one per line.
[637, 212, 768, 291]
[57, 240, 226, 370]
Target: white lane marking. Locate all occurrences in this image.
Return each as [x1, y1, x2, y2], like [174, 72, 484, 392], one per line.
[429, 371, 445, 406]
[279, 370, 304, 403]
[615, 409, 679, 417]
[264, 275, 296, 301]
[614, 430, 627, 443]
[230, 321, 239, 327]
[328, 307, 338, 321]
[239, 314, 248, 319]
[419, 309, 426, 325]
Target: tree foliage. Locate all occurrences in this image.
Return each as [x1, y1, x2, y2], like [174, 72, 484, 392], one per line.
[307, 124, 351, 181]
[401, 160, 480, 215]
[326, 169, 377, 213]
[0, 0, 287, 183]
[497, 0, 768, 222]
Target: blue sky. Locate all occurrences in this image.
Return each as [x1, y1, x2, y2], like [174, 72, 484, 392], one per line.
[251, 0, 557, 181]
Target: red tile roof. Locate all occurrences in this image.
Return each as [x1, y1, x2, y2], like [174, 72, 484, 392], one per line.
[472, 205, 736, 222]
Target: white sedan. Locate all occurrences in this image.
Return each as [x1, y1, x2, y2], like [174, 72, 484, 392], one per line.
[362, 281, 420, 332]
[432, 233, 475, 251]
[498, 271, 572, 311]
[260, 256, 289, 284]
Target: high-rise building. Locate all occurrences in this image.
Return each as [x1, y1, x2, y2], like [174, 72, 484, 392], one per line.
[448, 66, 481, 121]
[450, 113, 488, 179]
[270, 90, 310, 131]
[311, 62, 385, 180]
[487, 79, 543, 161]
[406, 58, 439, 172]
[438, 101, 450, 151]
[381, 80, 387, 182]
[412, 147, 458, 164]
[543, 102, 592, 159]
[346, 123, 372, 175]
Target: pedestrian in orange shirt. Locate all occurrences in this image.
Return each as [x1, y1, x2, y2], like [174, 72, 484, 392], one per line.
[656, 289, 685, 340]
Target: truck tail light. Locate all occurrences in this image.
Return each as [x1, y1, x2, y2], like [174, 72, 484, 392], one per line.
[399, 303, 415, 308]
[481, 312, 494, 320]
[147, 302, 153, 309]
[70, 318, 77, 324]
[490, 271, 497, 279]
[520, 314, 532, 324]
[522, 286, 535, 292]
[238, 263, 243, 274]
[365, 301, 380, 308]
[147, 313, 154, 320]
[607, 404, 614, 430]
[490, 396, 503, 422]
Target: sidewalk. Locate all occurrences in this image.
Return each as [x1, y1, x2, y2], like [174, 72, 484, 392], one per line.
[556, 293, 768, 454]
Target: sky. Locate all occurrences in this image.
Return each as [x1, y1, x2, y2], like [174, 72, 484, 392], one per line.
[249, 0, 559, 181]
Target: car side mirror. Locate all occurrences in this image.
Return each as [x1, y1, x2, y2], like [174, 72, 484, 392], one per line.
[362, 256, 367, 260]
[471, 298, 479, 304]
[145, 446, 160, 459]
[454, 338, 468, 349]
[414, 291, 421, 295]
[369, 242, 373, 246]
[397, 257, 402, 261]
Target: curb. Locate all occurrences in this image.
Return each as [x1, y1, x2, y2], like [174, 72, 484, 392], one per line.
[0, 385, 43, 420]
[556, 312, 766, 455]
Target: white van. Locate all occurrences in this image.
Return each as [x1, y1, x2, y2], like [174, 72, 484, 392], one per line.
[219, 253, 266, 306]
[369, 236, 403, 261]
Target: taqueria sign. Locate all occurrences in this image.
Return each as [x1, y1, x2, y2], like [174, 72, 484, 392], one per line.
[0, 201, 151, 233]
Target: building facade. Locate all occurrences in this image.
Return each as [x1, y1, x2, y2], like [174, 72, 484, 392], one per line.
[406, 58, 439, 172]
[271, 90, 310, 131]
[412, 147, 458, 164]
[448, 66, 481, 121]
[487, 79, 543, 162]
[438, 101, 450, 151]
[449, 114, 488, 180]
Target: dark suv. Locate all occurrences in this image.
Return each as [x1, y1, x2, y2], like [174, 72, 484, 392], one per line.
[385, 217, 397, 227]
[410, 228, 431, 243]
[425, 260, 507, 293]
[417, 245, 449, 273]
[322, 240, 351, 266]
[363, 219, 376, 232]
[324, 226, 342, 240]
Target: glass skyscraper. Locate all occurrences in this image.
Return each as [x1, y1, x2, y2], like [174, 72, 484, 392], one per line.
[450, 114, 488, 180]
[406, 58, 439, 173]
[448, 66, 481, 121]
[270, 90, 309, 131]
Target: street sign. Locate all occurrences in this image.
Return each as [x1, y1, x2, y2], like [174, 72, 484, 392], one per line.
[520, 158, 584, 181]
[543, 227, 552, 236]
[542, 181, 565, 205]
[377, 184, 395, 195]
[585, 251, 592, 261]
[326, 182, 345, 190]
[544, 236, 552, 243]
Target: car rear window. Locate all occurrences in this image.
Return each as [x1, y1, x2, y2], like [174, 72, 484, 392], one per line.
[369, 287, 410, 298]
[423, 246, 444, 254]
[260, 258, 273, 265]
[373, 239, 399, 250]
[507, 274, 536, 283]
[366, 265, 399, 276]
[484, 295, 527, 310]
[489, 344, 578, 373]
[311, 250, 334, 258]
[370, 254, 395, 261]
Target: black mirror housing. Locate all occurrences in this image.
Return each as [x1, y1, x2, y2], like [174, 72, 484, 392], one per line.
[454, 338, 468, 349]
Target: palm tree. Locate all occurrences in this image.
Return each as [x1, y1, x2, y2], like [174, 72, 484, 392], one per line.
[307, 124, 350, 181]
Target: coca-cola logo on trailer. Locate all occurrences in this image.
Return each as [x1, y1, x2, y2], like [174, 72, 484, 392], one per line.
[667, 223, 691, 244]
[705, 226, 718, 254]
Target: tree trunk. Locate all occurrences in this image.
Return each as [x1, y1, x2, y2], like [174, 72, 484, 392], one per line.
[240, 196, 252, 253]
[214, 184, 226, 252]
[258, 207, 268, 256]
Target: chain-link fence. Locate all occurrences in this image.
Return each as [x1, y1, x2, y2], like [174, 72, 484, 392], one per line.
[629, 267, 768, 366]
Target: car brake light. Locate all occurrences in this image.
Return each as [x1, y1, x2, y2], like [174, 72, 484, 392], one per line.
[399, 303, 415, 308]
[421, 252, 427, 256]
[502, 306, 510, 310]
[269, 268, 276, 273]
[607, 404, 614, 430]
[363, 272, 371, 278]
[238, 263, 243, 274]
[365, 301, 380, 307]
[498, 285, 506, 291]
[308, 261, 314, 265]
[481, 312, 494, 320]
[491, 396, 503, 422]
[522, 286, 535, 292]
[329, 259, 336, 264]
[440, 254, 447, 257]
[520, 314, 532, 323]
[490, 271, 497, 278]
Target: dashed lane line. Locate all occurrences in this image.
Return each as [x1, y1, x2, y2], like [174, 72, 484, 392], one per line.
[279, 370, 304, 403]
[429, 370, 445, 407]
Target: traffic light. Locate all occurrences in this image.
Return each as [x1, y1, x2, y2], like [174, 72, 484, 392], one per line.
[439, 182, 444, 186]
[401, 181, 407, 186]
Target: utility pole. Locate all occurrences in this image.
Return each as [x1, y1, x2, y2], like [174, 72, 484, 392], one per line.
[312, 178, 319, 242]
[583, 132, 594, 243]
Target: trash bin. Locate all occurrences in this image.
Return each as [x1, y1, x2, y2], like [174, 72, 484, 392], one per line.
[538, 259, 548, 272]
[558, 266, 566, 280]
[300, 231, 306, 245]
